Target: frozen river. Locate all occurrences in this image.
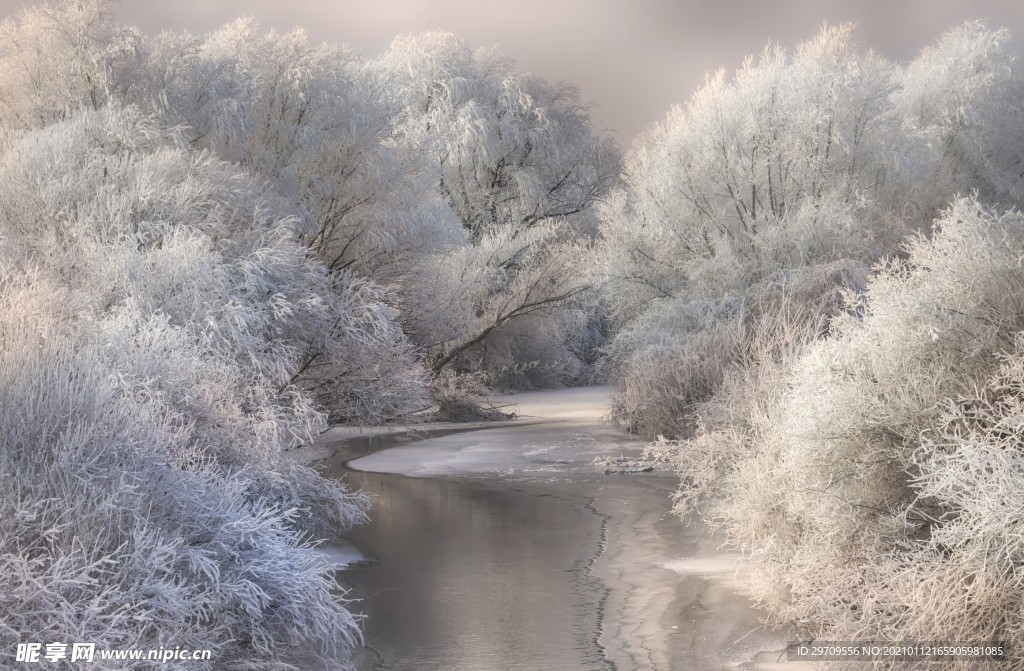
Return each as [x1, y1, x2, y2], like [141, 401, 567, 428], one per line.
[318, 387, 811, 671]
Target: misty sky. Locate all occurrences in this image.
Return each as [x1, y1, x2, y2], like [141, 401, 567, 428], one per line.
[3, 0, 1024, 146]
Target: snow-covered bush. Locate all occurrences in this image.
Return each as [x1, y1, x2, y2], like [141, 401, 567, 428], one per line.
[0, 274, 364, 669]
[716, 200, 1024, 662]
[605, 260, 866, 440]
[876, 340, 1024, 659]
[599, 297, 748, 439]
[0, 105, 386, 667]
[648, 261, 865, 518]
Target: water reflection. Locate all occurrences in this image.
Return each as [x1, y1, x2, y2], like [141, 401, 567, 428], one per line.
[327, 454, 610, 671]
[319, 430, 782, 671]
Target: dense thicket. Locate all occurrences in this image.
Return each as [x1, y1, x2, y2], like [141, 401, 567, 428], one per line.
[722, 201, 1024, 659]
[0, 104, 368, 668]
[606, 22, 1024, 669]
[598, 22, 1024, 438]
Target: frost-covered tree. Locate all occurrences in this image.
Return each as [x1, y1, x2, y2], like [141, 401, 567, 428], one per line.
[600, 21, 1024, 329]
[408, 219, 594, 382]
[0, 0, 431, 421]
[372, 33, 619, 385]
[128, 19, 458, 285]
[375, 31, 619, 240]
[0, 0, 138, 131]
[599, 25, 909, 322]
[898, 20, 1024, 209]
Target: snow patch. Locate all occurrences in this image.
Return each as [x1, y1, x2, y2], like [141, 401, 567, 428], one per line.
[661, 555, 742, 576]
[315, 539, 370, 570]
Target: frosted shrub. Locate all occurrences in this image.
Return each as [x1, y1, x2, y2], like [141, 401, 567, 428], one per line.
[863, 339, 1024, 662]
[719, 200, 1024, 660]
[604, 261, 866, 441]
[651, 261, 868, 518]
[0, 276, 364, 669]
[600, 297, 748, 439]
[597, 33, 1024, 639]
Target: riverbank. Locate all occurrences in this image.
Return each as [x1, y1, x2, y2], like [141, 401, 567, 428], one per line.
[309, 386, 815, 670]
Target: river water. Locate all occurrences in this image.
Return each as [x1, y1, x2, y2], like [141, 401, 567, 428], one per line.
[318, 389, 807, 671]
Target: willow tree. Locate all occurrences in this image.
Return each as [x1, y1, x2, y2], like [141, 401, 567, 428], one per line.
[599, 25, 914, 323]
[130, 19, 458, 285]
[374, 33, 620, 384]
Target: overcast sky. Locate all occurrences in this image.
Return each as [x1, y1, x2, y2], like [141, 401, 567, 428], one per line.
[3, 0, 1023, 146]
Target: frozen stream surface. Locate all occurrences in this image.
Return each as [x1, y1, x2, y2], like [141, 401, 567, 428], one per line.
[318, 387, 814, 671]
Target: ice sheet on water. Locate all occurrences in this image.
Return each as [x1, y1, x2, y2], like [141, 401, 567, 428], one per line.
[347, 386, 648, 477]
